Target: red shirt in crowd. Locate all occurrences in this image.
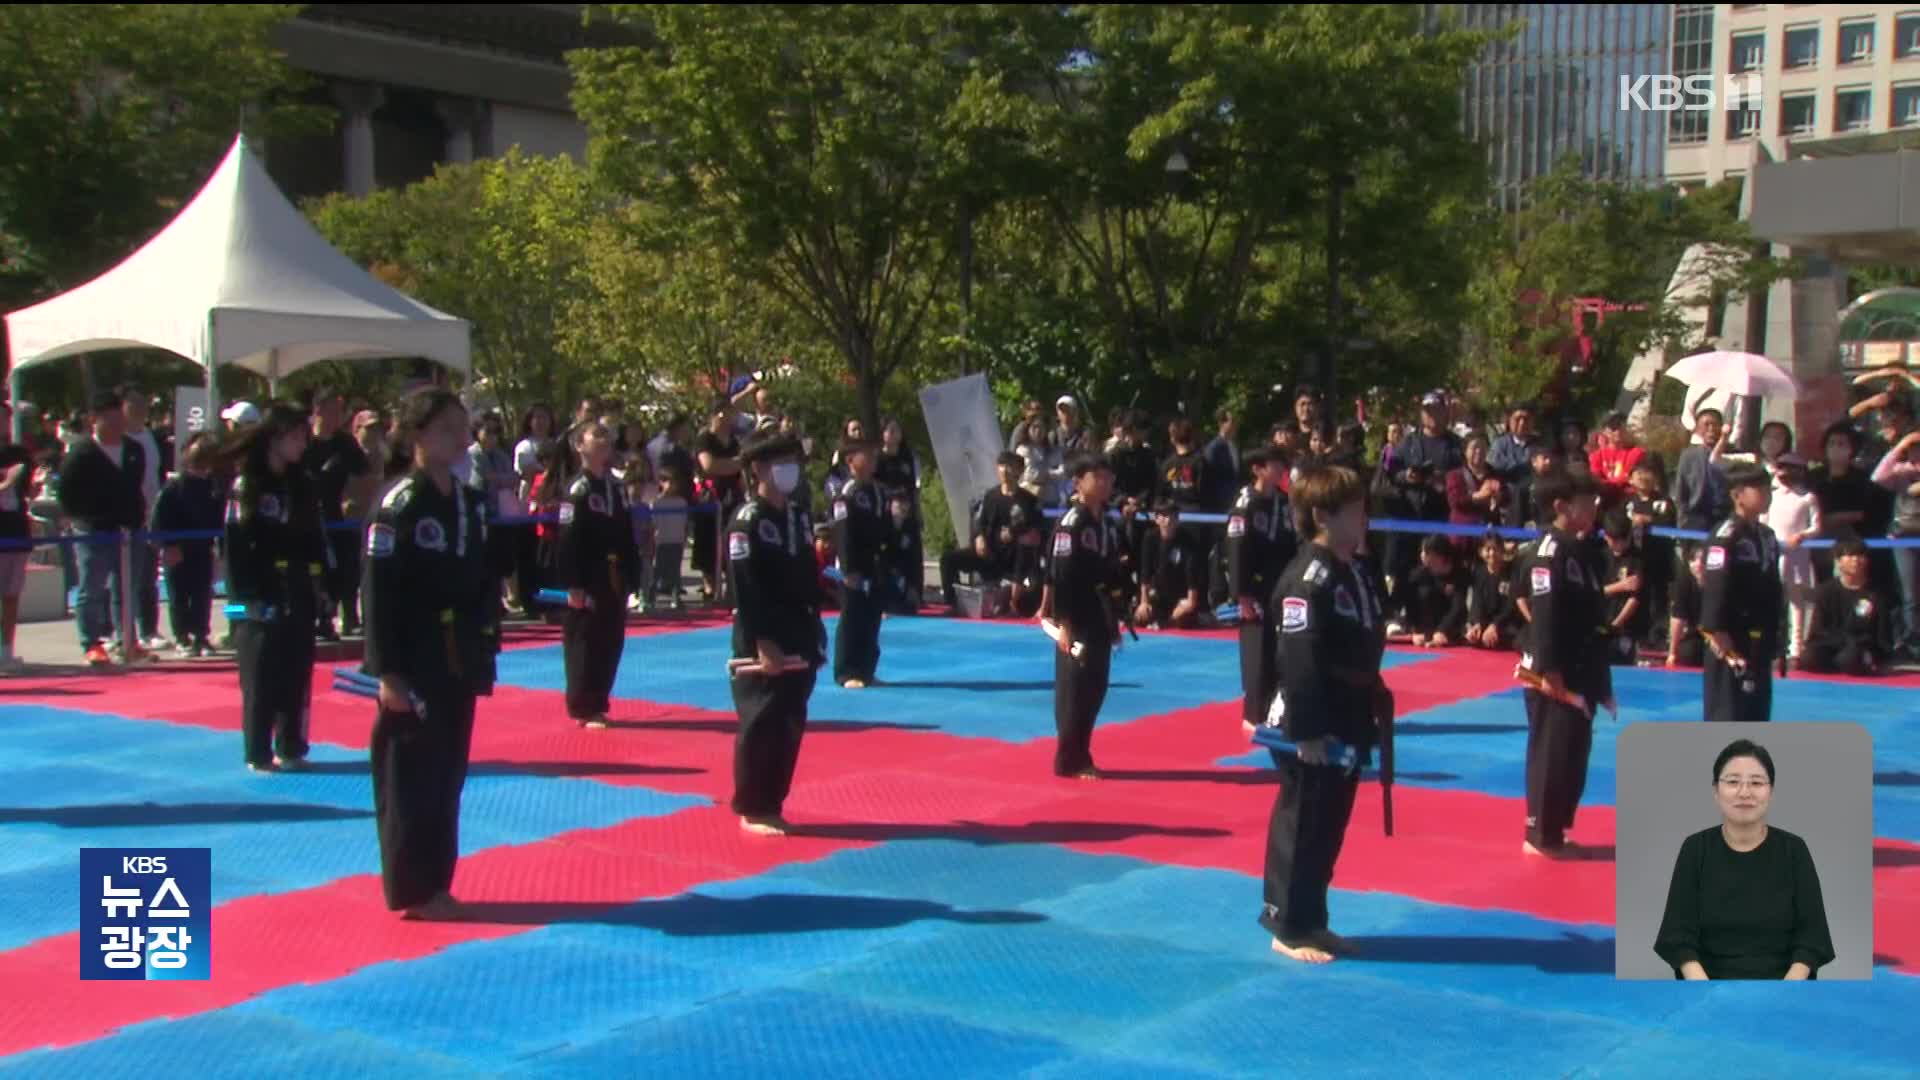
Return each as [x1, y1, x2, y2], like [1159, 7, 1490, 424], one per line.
[1589, 442, 1645, 503]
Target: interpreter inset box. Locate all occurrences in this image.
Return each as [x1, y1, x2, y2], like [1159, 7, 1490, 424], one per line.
[1614, 722, 1873, 981]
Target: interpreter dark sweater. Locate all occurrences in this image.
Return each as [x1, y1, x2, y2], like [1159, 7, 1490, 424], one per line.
[1652, 825, 1835, 980]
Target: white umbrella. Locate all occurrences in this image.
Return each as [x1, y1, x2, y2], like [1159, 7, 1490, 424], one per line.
[1662, 350, 1799, 400]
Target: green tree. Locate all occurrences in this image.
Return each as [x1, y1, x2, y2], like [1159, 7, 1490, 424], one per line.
[969, 4, 1494, 416]
[306, 149, 596, 413]
[572, 4, 1002, 432]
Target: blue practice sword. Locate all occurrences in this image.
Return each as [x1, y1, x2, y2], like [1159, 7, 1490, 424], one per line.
[1247, 725, 1360, 770]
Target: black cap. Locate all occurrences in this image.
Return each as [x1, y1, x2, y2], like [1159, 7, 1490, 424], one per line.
[1068, 452, 1113, 479]
[1725, 463, 1771, 491]
[739, 432, 802, 466]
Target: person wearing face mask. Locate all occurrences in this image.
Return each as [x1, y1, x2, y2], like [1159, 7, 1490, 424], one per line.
[726, 431, 827, 836]
[219, 403, 330, 773]
[1653, 739, 1834, 980]
[830, 439, 889, 688]
[556, 424, 639, 729]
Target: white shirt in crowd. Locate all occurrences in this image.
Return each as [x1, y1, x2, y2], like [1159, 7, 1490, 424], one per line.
[1765, 477, 1820, 590]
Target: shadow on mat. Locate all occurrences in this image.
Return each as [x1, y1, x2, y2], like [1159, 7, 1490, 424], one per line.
[1393, 722, 1528, 737]
[1875, 771, 1920, 788]
[288, 760, 705, 779]
[0, 802, 373, 827]
[1874, 953, 1905, 968]
[1341, 931, 1613, 974]
[874, 680, 1142, 692]
[448, 892, 1048, 933]
[0, 685, 102, 697]
[1873, 844, 1920, 868]
[604, 718, 938, 734]
[788, 820, 1231, 845]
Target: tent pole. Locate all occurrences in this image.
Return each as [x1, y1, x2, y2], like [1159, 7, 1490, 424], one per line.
[6, 368, 21, 442]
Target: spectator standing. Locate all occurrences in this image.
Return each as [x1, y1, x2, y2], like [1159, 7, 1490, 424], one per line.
[57, 390, 152, 666]
[1672, 408, 1732, 533]
[1488, 403, 1537, 483]
[0, 403, 35, 671]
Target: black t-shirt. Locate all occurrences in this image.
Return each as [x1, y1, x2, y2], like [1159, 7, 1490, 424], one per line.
[1672, 570, 1702, 629]
[1811, 466, 1877, 537]
[1603, 546, 1649, 638]
[304, 431, 370, 519]
[0, 444, 34, 539]
[693, 431, 744, 503]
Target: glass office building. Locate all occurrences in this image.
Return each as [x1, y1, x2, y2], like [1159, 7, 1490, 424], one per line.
[1434, 4, 1675, 212]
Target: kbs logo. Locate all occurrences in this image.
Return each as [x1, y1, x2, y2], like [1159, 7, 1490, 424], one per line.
[80, 848, 211, 980]
[1619, 74, 1764, 112]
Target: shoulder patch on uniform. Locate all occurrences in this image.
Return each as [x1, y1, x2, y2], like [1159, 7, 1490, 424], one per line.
[1536, 535, 1558, 559]
[757, 519, 780, 546]
[1227, 515, 1246, 538]
[1281, 596, 1310, 633]
[728, 531, 751, 561]
[833, 499, 848, 521]
[1531, 566, 1553, 595]
[382, 479, 415, 511]
[414, 518, 447, 552]
[557, 502, 576, 526]
[367, 523, 396, 558]
[588, 494, 609, 516]
[1304, 560, 1329, 586]
[1706, 546, 1727, 570]
[225, 498, 242, 525]
[1052, 530, 1073, 558]
[1333, 585, 1358, 620]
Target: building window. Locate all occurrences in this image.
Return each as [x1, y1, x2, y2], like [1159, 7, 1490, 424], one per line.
[1836, 87, 1873, 131]
[1727, 105, 1762, 140]
[1781, 94, 1817, 135]
[1731, 32, 1765, 72]
[1839, 19, 1876, 64]
[1898, 13, 1920, 58]
[1896, 84, 1920, 127]
[1784, 25, 1819, 69]
[1670, 110, 1709, 145]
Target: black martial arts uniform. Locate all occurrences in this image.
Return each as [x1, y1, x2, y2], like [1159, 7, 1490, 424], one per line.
[225, 466, 329, 768]
[1227, 484, 1297, 724]
[939, 484, 1042, 604]
[1625, 493, 1676, 644]
[304, 428, 369, 636]
[1048, 500, 1127, 776]
[1602, 545, 1649, 666]
[1700, 516, 1783, 722]
[728, 496, 826, 819]
[1468, 561, 1524, 647]
[1801, 577, 1891, 676]
[1518, 528, 1612, 853]
[1396, 563, 1470, 642]
[556, 469, 638, 722]
[832, 479, 889, 685]
[362, 473, 500, 911]
[1669, 569, 1705, 667]
[1259, 545, 1385, 947]
[150, 471, 223, 650]
[1138, 525, 1205, 626]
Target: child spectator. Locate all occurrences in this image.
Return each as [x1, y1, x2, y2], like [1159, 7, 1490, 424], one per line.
[1600, 509, 1647, 666]
[882, 491, 920, 612]
[1397, 534, 1469, 647]
[1802, 538, 1891, 676]
[1766, 453, 1821, 665]
[649, 465, 691, 610]
[1624, 458, 1676, 647]
[1665, 543, 1707, 668]
[148, 433, 222, 657]
[1465, 534, 1524, 651]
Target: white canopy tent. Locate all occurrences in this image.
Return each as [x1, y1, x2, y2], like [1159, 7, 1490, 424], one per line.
[5, 134, 469, 418]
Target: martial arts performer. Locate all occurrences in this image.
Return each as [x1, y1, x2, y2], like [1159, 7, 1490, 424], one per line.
[1700, 463, 1784, 722]
[1258, 464, 1389, 964]
[1227, 448, 1297, 732]
[222, 403, 328, 773]
[557, 423, 639, 728]
[1048, 453, 1128, 779]
[1517, 468, 1615, 858]
[728, 432, 827, 835]
[363, 389, 500, 920]
[1801, 538, 1892, 675]
[831, 438, 888, 688]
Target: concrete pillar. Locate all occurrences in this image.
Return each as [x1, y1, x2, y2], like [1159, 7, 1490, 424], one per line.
[435, 97, 486, 165]
[333, 81, 385, 196]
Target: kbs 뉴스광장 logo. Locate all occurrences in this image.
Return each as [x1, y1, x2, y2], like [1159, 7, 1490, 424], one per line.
[79, 848, 211, 980]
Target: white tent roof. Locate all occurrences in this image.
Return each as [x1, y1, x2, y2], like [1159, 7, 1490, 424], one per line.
[5, 135, 470, 380]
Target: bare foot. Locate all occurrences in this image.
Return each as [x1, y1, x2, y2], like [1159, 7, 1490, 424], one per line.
[1307, 929, 1359, 956]
[401, 892, 461, 921]
[843, 679, 867, 690]
[740, 815, 789, 836]
[581, 715, 609, 730]
[1074, 767, 1101, 781]
[1272, 937, 1335, 964]
[1523, 840, 1575, 859]
[1242, 720, 1256, 736]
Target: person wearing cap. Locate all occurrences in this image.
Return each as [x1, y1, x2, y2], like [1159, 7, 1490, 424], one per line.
[726, 430, 827, 835]
[556, 423, 640, 728]
[1516, 467, 1615, 858]
[1700, 463, 1785, 722]
[830, 438, 889, 688]
[1135, 498, 1204, 629]
[1227, 447, 1297, 730]
[1054, 395, 1090, 457]
[1764, 453, 1820, 665]
[1588, 413, 1645, 508]
[56, 389, 154, 666]
[1046, 452, 1128, 779]
[222, 400, 261, 430]
[939, 451, 1041, 614]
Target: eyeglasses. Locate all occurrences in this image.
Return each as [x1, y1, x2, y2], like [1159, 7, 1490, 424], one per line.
[1717, 777, 1771, 792]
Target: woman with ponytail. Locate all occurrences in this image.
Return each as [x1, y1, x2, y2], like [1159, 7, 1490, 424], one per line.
[361, 388, 499, 920]
[220, 402, 329, 773]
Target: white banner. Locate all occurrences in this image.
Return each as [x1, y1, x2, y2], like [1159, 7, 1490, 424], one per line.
[917, 373, 1005, 546]
[173, 386, 210, 443]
